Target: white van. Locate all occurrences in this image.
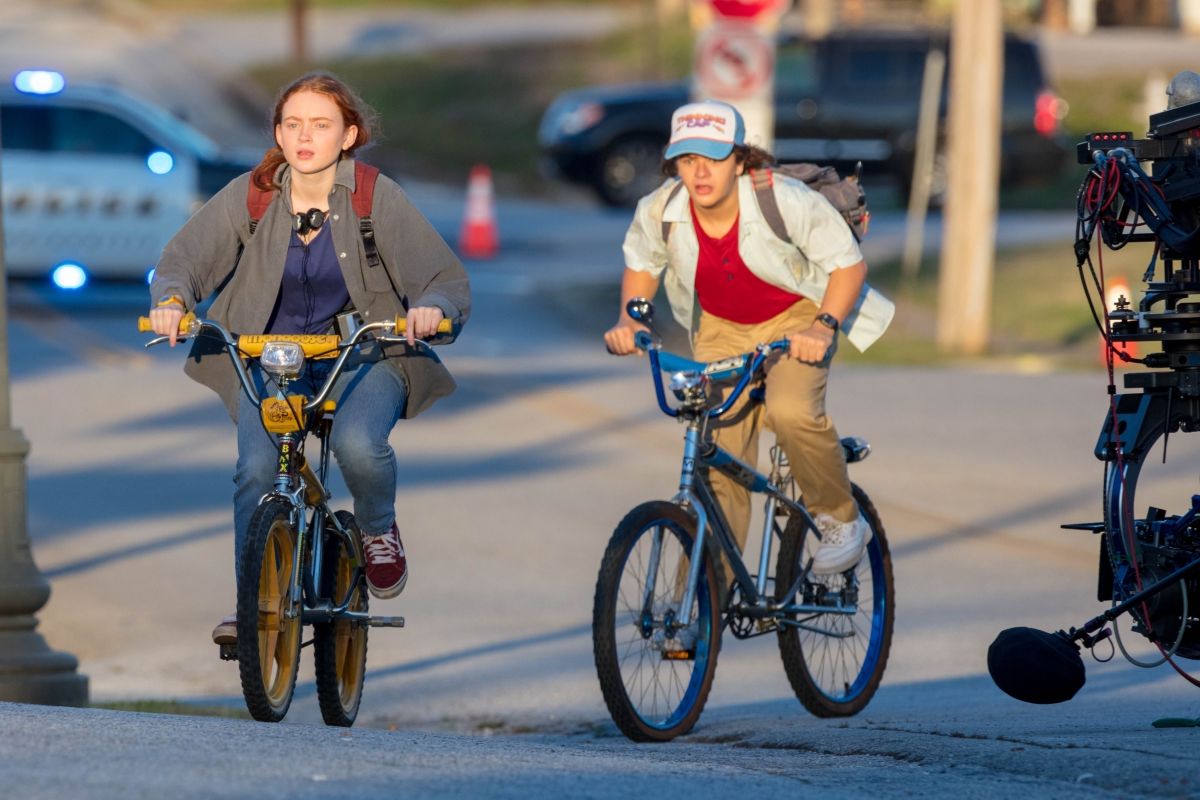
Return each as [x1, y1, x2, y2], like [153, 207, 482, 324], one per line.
[0, 71, 258, 286]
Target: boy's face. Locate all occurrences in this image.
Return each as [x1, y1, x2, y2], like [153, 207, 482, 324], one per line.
[675, 152, 742, 211]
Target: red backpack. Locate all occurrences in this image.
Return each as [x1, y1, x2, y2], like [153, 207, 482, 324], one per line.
[246, 160, 384, 269]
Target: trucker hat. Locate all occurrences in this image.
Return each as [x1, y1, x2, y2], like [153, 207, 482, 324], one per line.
[664, 100, 746, 161]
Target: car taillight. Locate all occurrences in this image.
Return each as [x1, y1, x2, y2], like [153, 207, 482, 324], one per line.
[1035, 90, 1068, 137]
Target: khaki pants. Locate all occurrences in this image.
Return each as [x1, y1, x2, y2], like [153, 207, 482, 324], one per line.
[692, 300, 857, 556]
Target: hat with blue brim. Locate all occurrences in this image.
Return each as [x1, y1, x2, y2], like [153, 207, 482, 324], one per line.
[664, 100, 746, 161]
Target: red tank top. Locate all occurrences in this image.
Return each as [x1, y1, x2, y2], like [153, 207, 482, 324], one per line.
[692, 204, 802, 324]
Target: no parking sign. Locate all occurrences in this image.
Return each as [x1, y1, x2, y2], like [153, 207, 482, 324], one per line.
[693, 1, 791, 150]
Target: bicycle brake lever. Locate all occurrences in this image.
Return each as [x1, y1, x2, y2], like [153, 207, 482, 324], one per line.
[144, 335, 187, 348]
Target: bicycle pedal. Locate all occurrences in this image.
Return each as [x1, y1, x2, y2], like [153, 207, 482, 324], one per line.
[367, 615, 405, 628]
[218, 643, 237, 661]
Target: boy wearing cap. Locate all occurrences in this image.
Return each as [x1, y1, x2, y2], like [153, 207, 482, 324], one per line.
[604, 100, 893, 574]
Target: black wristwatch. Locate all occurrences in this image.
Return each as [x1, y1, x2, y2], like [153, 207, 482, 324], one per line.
[815, 312, 840, 333]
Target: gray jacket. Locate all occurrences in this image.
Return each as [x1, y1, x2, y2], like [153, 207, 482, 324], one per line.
[150, 158, 470, 420]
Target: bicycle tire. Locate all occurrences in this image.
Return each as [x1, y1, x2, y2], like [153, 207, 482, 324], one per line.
[236, 498, 303, 723]
[314, 510, 369, 727]
[593, 501, 721, 742]
[776, 484, 894, 717]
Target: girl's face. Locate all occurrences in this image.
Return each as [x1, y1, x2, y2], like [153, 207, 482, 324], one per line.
[274, 90, 358, 176]
[675, 153, 743, 212]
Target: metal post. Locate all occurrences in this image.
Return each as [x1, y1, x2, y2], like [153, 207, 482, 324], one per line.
[0, 117, 87, 705]
[291, 0, 309, 65]
[900, 47, 946, 287]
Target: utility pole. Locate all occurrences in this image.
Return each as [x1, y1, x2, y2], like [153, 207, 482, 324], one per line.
[0, 115, 87, 704]
[291, 0, 309, 65]
[937, 0, 1002, 355]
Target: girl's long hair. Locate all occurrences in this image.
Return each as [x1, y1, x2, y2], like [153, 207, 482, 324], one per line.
[251, 72, 377, 191]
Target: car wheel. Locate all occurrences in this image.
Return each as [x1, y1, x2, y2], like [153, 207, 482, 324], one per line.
[595, 135, 667, 208]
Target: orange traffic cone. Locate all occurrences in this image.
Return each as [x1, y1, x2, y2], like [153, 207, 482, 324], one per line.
[1102, 277, 1138, 365]
[458, 164, 499, 259]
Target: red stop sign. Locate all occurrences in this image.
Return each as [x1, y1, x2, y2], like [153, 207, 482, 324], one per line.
[708, 0, 787, 19]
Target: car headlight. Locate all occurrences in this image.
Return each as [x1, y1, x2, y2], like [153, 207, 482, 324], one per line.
[260, 341, 305, 379]
[541, 100, 605, 142]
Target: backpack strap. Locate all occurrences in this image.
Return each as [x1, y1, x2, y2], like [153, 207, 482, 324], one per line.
[244, 162, 384, 269]
[246, 180, 275, 234]
[660, 180, 685, 243]
[351, 161, 382, 269]
[748, 168, 790, 243]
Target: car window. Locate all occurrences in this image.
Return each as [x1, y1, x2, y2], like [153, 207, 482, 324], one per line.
[0, 104, 157, 156]
[775, 42, 819, 96]
[827, 43, 926, 94]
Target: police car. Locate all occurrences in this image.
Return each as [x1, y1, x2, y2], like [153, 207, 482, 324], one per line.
[0, 70, 258, 287]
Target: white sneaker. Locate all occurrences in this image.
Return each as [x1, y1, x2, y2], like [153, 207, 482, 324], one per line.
[811, 513, 872, 575]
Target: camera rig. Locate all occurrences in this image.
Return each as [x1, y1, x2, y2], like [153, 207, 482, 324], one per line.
[987, 95, 1200, 705]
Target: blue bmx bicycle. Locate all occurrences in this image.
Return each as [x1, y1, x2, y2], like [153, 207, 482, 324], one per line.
[592, 299, 895, 742]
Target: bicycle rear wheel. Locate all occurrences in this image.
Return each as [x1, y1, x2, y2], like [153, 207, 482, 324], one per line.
[592, 501, 721, 742]
[236, 498, 303, 723]
[775, 484, 894, 717]
[314, 511, 369, 727]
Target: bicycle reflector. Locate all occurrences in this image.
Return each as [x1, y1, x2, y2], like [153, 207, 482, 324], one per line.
[260, 341, 306, 379]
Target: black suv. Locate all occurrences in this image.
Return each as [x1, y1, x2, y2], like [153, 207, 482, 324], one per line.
[538, 28, 1069, 206]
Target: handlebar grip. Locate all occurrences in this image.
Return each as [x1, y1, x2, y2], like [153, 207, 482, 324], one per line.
[138, 312, 195, 335]
[634, 330, 654, 351]
[393, 316, 454, 334]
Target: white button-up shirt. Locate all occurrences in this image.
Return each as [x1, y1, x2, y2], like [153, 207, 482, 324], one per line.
[622, 173, 894, 351]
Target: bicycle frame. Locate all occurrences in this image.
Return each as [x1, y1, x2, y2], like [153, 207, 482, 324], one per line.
[144, 314, 418, 630]
[634, 331, 859, 631]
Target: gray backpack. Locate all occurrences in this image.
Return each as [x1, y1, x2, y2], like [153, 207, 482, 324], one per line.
[661, 163, 869, 244]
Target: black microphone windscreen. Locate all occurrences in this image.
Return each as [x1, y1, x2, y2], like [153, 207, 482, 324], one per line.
[987, 627, 1086, 705]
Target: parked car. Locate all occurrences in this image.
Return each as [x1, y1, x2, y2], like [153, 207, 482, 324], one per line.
[0, 70, 258, 285]
[538, 28, 1070, 207]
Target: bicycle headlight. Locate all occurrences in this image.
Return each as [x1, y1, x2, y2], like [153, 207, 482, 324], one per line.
[669, 371, 709, 404]
[260, 341, 305, 379]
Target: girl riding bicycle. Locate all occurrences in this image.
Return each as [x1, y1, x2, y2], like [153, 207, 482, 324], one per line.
[603, 100, 892, 576]
[148, 73, 470, 645]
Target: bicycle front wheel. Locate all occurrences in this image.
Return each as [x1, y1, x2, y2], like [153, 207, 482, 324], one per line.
[236, 498, 303, 723]
[314, 511, 369, 727]
[592, 501, 721, 742]
[775, 484, 894, 717]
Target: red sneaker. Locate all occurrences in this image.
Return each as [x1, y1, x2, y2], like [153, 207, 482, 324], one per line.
[362, 522, 407, 599]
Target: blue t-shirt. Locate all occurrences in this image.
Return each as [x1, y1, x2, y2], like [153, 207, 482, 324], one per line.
[265, 225, 350, 334]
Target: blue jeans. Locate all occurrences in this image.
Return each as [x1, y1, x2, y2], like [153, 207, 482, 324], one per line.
[233, 359, 407, 573]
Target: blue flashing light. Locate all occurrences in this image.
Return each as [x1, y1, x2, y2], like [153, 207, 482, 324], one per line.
[146, 151, 174, 175]
[14, 70, 65, 96]
[145, 267, 156, 285]
[51, 263, 88, 290]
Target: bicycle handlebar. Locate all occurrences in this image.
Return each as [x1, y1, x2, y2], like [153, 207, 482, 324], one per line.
[634, 331, 790, 418]
[138, 314, 455, 415]
[136, 313, 452, 337]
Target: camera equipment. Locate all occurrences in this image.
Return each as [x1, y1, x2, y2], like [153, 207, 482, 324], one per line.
[988, 80, 1200, 703]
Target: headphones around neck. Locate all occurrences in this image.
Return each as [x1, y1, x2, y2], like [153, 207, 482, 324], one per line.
[293, 207, 326, 236]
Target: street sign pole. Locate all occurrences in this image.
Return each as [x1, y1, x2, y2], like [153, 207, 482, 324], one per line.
[0, 120, 88, 705]
[694, 0, 792, 153]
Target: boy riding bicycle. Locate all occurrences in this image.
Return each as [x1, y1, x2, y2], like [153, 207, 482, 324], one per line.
[603, 100, 893, 575]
